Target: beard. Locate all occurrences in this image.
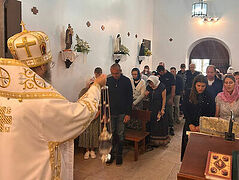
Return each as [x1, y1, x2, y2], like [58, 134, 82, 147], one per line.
[30, 63, 52, 84]
[43, 64, 52, 84]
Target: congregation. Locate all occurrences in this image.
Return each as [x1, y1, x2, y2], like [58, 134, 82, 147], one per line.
[78, 61, 239, 166]
[2, 1, 239, 179]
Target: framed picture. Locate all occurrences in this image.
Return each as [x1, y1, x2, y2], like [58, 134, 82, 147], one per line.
[143, 39, 151, 50]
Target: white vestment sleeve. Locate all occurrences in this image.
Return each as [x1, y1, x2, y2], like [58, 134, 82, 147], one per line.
[40, 84, 101, 142]
[60, 140, 74, 180]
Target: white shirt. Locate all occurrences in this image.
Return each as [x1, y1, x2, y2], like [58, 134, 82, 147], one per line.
[208, 79, 215, 86]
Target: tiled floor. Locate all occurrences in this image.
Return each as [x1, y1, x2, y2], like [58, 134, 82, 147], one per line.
[74, 120, 183, 180]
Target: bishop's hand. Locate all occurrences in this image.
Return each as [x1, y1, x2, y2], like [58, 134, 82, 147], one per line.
[123, 115, 130, 123]
[189, 124, 197, 132]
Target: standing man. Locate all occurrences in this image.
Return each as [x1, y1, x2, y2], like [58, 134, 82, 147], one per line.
[141, 65, 152, 77]
[170, 67, 183, 124]
[157, 65, 176, 136]
[106, 63, 133, 165]
[141, 65, 151, 82]
[206, 65, 223, 115]
[185, 63, 200, 92]
[1, 25, 106, 180]
[177, 63, 187, 116]
[177, 63, 186, 90]
[159, 61, 165, 67]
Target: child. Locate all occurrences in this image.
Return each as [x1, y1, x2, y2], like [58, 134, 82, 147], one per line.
[78, 67, 102, 159]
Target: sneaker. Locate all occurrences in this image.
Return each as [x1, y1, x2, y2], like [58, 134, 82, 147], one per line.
[116, 156, 123, 166]
[106, 155, 114, 166]
[169, 127, 175, 136]
[90, 150, 96, 159]
[84, 151, 90, 160]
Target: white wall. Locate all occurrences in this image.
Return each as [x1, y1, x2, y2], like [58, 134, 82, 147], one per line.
[20, 0, 154, 101]
[21, 0, 239, 101]
[153, 0, 239, 71]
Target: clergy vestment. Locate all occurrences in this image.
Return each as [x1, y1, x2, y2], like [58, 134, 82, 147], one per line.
[0, 58, 101, 180]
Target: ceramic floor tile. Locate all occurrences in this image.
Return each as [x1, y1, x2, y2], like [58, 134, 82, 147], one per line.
[167, 163, 181, 180]
[74, 121, 184, 180]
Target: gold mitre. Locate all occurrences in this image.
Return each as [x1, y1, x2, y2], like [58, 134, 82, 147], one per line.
[7, 21, 52, 68]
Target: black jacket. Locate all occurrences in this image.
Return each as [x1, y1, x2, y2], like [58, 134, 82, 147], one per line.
[183, 90, 214, 127]
[206, 76, 223, 115]
[177, 70, 186, 89]
[175, 75, 184, 96]
[107, 75, 133, 116]
[159, 71, 176, 96]
[181, 90, 215, 161]
[206, 76, 223, 100]
[185, 70, 200, 91]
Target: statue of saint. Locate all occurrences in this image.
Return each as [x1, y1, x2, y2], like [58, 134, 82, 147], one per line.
[114, 34, 121, 54]
[139, 41, 145, 56]
[65, 24, 74, 49]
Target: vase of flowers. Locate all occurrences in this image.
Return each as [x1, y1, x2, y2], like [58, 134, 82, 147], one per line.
[74, 34, 90, 54]
[138, 48, 152, 64]
[113, 44, 130, 63]
[119, 45, 130, 56]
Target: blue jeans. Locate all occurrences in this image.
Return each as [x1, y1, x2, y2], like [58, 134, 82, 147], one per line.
[110, 114, 125, 158]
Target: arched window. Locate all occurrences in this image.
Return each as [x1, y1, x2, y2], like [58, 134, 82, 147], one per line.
[189, 38, 230, 74]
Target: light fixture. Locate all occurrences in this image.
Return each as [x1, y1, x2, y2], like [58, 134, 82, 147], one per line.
[192, 0, 208, 17]
[192, 0, 219, 23]
[203, 17, 219, 23]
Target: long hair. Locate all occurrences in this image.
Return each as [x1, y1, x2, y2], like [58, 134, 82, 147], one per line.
[189, 75, 208, 104]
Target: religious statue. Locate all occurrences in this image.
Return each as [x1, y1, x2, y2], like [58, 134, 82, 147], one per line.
[65, 24, 74, 49]
[139, 41, 146, 56]
[114, 34, 121, 54]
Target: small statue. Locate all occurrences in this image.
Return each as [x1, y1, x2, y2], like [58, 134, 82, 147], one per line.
[114, 34, 121, 54]
[139, 41, 145, 56]
[65, 24, 74, 49]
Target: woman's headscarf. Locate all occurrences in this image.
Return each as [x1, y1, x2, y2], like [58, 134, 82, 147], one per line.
[147, 75, 160, 87]
[227, 66, 234, 74]
[218, 76, 239, 103]
[131, 68, 141, 81]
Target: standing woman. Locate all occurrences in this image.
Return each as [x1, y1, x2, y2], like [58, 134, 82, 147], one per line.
[145, 75, 170, 146]
[215, 75, 239, 122]
[130, 68, 146, 110]
[181, 75, 214, 161]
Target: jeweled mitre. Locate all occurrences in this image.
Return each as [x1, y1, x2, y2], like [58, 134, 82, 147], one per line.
[7, 22, 52, 68]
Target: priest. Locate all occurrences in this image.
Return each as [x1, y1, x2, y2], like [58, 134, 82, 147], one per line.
[0, 23, 106, 180]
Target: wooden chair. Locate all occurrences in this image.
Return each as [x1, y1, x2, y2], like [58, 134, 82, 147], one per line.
[125, 110, 151, 161]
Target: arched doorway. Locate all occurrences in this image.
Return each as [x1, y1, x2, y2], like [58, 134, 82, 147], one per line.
[188, 38, 230, 74]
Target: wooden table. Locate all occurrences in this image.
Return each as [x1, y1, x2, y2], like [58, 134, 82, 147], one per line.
[177, 133, 239, 180]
